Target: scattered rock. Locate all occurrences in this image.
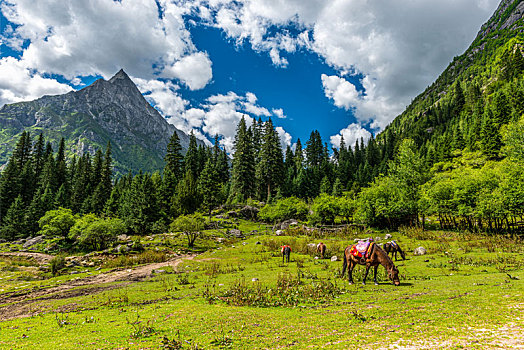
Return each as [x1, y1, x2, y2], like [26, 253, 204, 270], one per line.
[228, 229, 244, 238]
[374, 236, 382, 242]
[385, 233, 393, 239]
[252, 278, 259, 282]
[217, 237, 226, 243]
[250, 230, 258, 235]
[331, 256, 338, 262]
[255, 241, 261, 245]
[227, 211, 239, 218]
[413, 247, 427, 256]
[22, 236, 44, 249]
[275, 230, 283, 236]
[95, 267, 101, 271]
[70, 271, 79, 275]
[116, 234, 130, 242]
[314, 256, 319, 260]
[215, 215, 225, 219]
[153, 269, 166, 274]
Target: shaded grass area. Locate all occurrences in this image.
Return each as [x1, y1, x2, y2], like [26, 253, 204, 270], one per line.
[0, 226, 522, 349]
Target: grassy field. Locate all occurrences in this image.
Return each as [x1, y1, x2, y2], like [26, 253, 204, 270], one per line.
[0, 222, 522, 349]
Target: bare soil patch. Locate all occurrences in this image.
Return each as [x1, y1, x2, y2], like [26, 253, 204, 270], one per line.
[0, 254, 196, 321]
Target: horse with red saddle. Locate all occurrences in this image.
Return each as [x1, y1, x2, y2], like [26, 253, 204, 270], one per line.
[342, 239, 400, 286]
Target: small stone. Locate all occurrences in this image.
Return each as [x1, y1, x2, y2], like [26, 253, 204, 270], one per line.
[219, 283, 224, 286]
[374, 237, 382, 242]
[153, 269, 165, 274]
[331, 256, 338, 262]
[255, 241, 261, 245]
[314, 256, 319, 260]
[252, 278, 259, 282]
[413, 247, 427, 256]
[385, 233, 393, 239]
[275, 230, 283, 236]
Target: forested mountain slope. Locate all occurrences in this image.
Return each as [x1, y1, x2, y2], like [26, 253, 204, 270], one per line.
[378, 0, 524, 162]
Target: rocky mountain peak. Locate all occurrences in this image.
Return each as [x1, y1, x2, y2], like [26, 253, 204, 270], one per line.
[477, 0, 524, 39]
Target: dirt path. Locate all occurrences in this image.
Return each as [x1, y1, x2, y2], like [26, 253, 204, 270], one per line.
[0, 254, 196, 321]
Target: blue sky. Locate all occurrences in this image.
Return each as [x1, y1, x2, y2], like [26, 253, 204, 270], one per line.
[0, 0, 499, 151]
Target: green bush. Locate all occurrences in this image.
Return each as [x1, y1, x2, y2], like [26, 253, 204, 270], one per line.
[258, 197, 308, 223]
[49, 255, 66, 276]
[38, 208, 78, 239]
[308, 194, 340, 225]
[69, 214, 126, 251]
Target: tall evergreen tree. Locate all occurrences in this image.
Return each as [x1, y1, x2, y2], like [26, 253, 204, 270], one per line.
[256, 118, 285, 201]
[230, 117, 255, 201]
[184, 131, 199, 178]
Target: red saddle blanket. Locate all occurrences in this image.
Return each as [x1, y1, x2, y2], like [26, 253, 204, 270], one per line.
[350, 241, 374, 259]
[281, 245, 291, 253]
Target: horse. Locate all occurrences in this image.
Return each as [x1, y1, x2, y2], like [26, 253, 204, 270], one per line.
[316, 242, 326, 259]
[383, 241, 406, 261]
[342, 242, 400, 286]
[281, 245, 291, 263]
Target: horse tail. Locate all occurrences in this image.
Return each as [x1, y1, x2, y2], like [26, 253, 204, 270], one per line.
[341, 248, 347, 276]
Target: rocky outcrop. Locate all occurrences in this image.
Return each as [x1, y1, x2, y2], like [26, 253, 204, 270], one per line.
[476, 0, 524, 39]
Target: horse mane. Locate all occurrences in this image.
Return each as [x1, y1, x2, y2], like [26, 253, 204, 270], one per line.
[374, 244, 396, 270]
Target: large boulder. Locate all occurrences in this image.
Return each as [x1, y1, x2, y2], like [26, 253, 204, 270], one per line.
[413, 247, 427, 256]
[278, 219, 299, 230]
[23, 235, 44, 249]
[239, 206, 259, 220]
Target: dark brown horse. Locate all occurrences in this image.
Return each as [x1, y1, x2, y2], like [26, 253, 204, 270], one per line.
[281, 245, 291, 263]
[316, 242, 326, 259]
[342, 243, 400, 286]
[383, 241, 406, 261]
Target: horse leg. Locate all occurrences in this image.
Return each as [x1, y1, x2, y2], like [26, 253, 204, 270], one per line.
[362, 264, 371, 285]
[394, 250, 397, 261]
[373, 265, 379, 285]
[348, 260, 355, 285]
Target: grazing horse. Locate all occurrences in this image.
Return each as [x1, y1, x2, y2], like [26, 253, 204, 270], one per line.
[281, 245, 291, 263]
[383, 241, 406, 261]
[342, 243, 400, 286]
[316, 242, 326, 259]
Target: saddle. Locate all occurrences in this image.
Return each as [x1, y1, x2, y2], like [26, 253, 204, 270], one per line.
[281, 245, 291, 253]
[389, 240, 398, 249]
[350, 239, 374, 260]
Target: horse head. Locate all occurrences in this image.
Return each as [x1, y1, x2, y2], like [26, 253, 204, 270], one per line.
[388, 265, 400, 286]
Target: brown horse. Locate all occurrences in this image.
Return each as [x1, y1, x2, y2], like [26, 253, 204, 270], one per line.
[342, 243, 400, 286]
[316, 242, 326, 259]
[281, 245, 291, 263]
[383, 241, 406, 261]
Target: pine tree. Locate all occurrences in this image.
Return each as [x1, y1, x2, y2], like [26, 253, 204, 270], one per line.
[230, 117, 255, 201]
[32, 133, 46, 180]
[481, 109, 502, 159]
[0, 195, 26, 240]
[184, 131, 199, 178]
[165, 130, 184, 182]
[172, 170, 200, 215]
[198, 159, 223, 215]
[13, 131, 32, 169]
[320, 175, 331, 194]
[55, 138, 67, 189]
[492, 91, 511, 125]
[332, 177, 343, 196]
[294, 138, 304, 172]
[305, 130, 323, 167]
[256, 118, 285, 201]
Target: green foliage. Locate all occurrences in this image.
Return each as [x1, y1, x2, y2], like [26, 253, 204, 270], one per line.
[170, 213, 206, 247]
[69, 214, 125, 251]
[258, 197, 308, 223]
[37, 207, 77, 239]
[49, 255, 66, 276]
[309, 194, 340, 225]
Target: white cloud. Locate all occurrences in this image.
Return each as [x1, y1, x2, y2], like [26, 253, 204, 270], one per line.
[330, 123, 371, 150]
[162, 52, 212, 90]
[199, 0, 499, 129]
[0, 56, 72, 106]
[272, 108, 286, 119]
[276, 126, 292, 149]
[0, 0, 212, 100]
